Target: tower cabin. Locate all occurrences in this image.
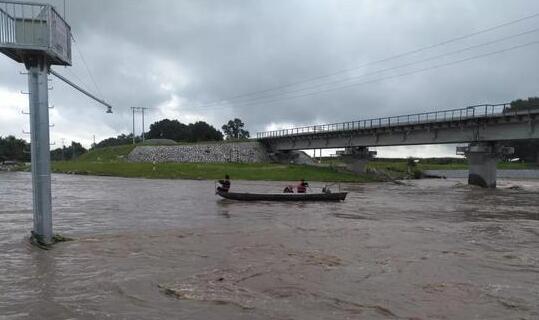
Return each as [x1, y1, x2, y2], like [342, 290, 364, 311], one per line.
[0, 1, 71, 65]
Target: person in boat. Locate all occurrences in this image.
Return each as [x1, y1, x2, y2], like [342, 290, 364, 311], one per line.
[217, 174, 231, 193]
[296, 179, 309, 193]
[283, 185, 294, 193]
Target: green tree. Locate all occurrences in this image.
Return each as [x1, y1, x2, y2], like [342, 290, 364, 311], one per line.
[51, 141, 87, 160]
[95, 134, 141, 148]
[508, 97, 539, 111]
[147, 119, 222, 142]
[221, 118, 250, 140]
[187, 121, 223, 142]
[0, 136, 29, 163]
[147, 119, 190, 141]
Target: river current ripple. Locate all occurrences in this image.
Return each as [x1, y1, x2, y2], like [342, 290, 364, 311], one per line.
[1, 172, 538, 319]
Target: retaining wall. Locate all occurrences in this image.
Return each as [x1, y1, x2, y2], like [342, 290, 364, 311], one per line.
[127, 141, 271, 163]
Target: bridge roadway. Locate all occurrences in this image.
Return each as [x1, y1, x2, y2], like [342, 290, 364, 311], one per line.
[257, 103, 539, 188]
[257, 103, 538, 150]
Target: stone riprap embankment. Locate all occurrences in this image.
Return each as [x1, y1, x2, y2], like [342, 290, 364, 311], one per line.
[127, 141, 271, 163]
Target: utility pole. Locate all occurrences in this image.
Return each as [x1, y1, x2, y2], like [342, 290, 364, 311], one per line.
[131, 107, 136, 144]
[141, 108, 145, 142]
[61, 138, 65, 160]
[130, 107, 151, 143]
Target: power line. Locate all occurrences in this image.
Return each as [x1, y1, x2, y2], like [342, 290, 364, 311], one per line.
[196, 28, 539, 108]
[65, 68, 93, 94]
[192, 12, 539, 109]
[197, 40, 539, 110]
[71, 33, 104, 98]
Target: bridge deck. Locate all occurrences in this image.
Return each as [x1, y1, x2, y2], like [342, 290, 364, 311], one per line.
[257, 103, 539, 150]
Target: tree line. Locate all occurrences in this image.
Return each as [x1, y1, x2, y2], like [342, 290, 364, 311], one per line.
[95, 118, 249, 148]
[1, 118, 251, 163]
[507, 97, 539, 111]
[0, 136, 87, 162]
[0, 136, 29, 163]
[145, 119, 223, 142]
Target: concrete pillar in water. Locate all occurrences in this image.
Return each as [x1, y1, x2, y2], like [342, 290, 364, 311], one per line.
[341, 147, 377, 174]
[464, 142, 498, 188]
[26, 56, 53, 245]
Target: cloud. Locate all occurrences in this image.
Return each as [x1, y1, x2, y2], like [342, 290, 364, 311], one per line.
[1, 0, 538, 155]
[0, 87, 29, 137]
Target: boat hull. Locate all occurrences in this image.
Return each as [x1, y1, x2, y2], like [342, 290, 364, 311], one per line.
[216, 191, 347, 201]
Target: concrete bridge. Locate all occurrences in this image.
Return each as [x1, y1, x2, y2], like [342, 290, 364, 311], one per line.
[257, 103, 539, 188]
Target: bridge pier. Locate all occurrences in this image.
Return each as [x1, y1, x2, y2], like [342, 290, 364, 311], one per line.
[459, 142, 514, 188]
[340, 147, 377, 174]
[465, 143, 497, 188]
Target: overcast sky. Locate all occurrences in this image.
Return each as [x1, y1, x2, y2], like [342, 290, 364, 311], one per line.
[1, 0, 539, 157]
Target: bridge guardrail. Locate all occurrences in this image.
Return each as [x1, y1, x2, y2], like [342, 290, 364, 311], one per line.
[257, 103, 516, 139]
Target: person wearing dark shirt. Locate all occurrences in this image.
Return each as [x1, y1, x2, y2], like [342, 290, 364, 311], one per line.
[217, 174, 231, 192]
[296, 178, 309, 193]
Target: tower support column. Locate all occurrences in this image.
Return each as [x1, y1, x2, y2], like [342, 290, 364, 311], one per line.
[26, 56, 53, 245]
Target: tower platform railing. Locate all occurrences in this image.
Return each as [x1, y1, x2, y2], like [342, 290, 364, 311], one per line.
[0, 1, 71, 65]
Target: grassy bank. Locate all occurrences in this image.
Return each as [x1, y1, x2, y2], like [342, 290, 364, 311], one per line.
[48, 144, 379, 182]
[77, 144, 136, 162]
[47, 145, 537, 182]
[52, 161, 378, 182]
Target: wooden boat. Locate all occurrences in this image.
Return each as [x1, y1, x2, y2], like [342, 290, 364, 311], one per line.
[216, 191, 347, 201]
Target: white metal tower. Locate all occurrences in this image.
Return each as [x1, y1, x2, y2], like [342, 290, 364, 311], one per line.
[0, 1, 112, 246]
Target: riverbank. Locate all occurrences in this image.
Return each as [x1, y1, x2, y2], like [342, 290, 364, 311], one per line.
[21, 144, 539, 182]
[51, 161, 379, 182]
[48, 144, 380, 182]
[365, 160, 536, 171]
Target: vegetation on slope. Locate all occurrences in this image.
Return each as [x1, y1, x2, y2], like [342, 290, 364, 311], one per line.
[77, 144, 136, 162]
[51, 144, 379, 182]
[52, 161, 378, 182]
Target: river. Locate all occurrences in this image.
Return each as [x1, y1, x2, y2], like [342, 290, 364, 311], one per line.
[1, 172, 538, 319]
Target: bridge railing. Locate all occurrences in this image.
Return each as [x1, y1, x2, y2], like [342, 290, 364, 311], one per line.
[257, 103, 511, 139]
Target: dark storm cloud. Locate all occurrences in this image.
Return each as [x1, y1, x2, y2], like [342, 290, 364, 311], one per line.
[1, 0, 539, 154]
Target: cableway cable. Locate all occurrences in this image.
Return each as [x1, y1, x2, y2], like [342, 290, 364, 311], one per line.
[191, 12, 539, 109]
[196, 28, 539, 108]
[197, 40, 539, 110]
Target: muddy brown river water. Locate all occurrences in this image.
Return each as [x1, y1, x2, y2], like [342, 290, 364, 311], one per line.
[1, 172, 538, 319]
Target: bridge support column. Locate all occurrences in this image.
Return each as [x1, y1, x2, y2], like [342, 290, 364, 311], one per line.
[467, 143, 497, 188]
[340, 147, 377, 174]
[458, 142, 514, 188]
